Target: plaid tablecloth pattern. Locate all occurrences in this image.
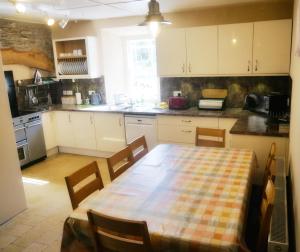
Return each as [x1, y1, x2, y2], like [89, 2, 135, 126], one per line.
[61, 144, 256, 252]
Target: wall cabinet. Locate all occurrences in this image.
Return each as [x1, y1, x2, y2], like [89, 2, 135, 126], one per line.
[253, 19, 292, 74]
[156, 19, 292, 76]
[156, 29, 186, 76]
[42, 112, 57, 150]
[218, 23, 253, 75]
[53, 37, 101, 79]
[94, 113, 126, 152]
[156, 26, 218, 76]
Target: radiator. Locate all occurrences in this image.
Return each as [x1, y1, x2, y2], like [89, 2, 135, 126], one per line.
[268, 157, 289, 252]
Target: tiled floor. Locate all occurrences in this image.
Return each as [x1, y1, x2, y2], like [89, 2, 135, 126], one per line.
[0, 153, 111, 252]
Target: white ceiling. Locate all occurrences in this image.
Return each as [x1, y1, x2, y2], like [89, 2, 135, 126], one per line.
[0, 0, 290, 23]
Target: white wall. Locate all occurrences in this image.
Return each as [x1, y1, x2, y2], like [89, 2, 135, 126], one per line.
[0, 53, 27, 224]
[101, 30, 126, 104]
[289, 0, 300, 251]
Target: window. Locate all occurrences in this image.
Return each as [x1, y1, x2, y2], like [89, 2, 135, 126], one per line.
[126, 38, 159, 105]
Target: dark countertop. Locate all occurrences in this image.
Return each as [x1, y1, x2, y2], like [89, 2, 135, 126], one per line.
[46, 104, 289, 138]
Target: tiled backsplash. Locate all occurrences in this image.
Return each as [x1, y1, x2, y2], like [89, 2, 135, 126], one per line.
[160, 76, 292, 108]
[58, 77, 106, 104]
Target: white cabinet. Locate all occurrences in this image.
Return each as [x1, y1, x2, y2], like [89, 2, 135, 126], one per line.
[55, 111, 75, 148]
[158, 116, 218, 144]
[156, 26, 218, 76]
[231, 134, 289, 185]
[53, 37, 101, 79]
[186, 26, 218, 75]
[94, 113, 126, 152]
[218, 23, 253, 75]
[156, 29, 186, 76]
[218, 118, 238, 148]
[42, 112, 57, 150]
[71, 112, 96, 150]
[253, 19, 292, 74]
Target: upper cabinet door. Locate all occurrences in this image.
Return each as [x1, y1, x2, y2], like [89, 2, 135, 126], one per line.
[219, 23, 253, 75]
[186, 26, 218, 75]
[253, 19, 292, 74]
[156, 29, 187, 76]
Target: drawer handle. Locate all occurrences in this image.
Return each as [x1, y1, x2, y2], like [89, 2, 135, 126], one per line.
[182, 130, 192, 133]
[182, 120, 192, 123]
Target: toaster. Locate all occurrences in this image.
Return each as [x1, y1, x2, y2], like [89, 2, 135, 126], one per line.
[168, 96, 189, 110]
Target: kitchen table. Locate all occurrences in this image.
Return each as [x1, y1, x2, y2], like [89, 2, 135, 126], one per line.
[61, 144, 256, 252]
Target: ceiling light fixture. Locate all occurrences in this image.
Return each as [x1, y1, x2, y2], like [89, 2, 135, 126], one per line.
[139, 0, 171, 37]
[47, 17, 55, 26]
[15, 2, 26, 13]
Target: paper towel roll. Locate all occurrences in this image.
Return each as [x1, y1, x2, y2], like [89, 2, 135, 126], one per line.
[75, 92, 82, 105]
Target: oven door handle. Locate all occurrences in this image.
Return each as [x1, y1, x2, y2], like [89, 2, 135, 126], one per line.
[26, 122, 42, 128]
[14, 126, 26, 131]
[17, 142, 28, 148]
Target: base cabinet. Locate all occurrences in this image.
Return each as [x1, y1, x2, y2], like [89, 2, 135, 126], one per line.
[94, 113, 126, 152]
[55, 111, 75, 148]
[218, 118, 238, 148]
[230, 134, 289, 185]
[158, 116, 219, 144]
[42, 112, 57, 150]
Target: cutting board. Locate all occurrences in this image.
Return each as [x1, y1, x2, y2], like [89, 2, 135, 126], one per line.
[202, 89, 228, 99]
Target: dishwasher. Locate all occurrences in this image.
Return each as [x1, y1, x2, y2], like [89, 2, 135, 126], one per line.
[124, 115, 157, 150]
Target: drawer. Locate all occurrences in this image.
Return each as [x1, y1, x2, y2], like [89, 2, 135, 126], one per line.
[158, 115, 197, 126]
[158, 125, 195, 144]
[158, 115, 219, 129]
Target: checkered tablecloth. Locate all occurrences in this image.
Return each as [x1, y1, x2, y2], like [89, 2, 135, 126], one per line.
[61, 144, 256, 252]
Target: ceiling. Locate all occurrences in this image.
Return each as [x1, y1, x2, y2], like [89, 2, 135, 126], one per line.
[0, 0, 290, 23]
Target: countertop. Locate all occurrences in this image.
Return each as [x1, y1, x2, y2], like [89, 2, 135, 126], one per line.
[47, 104, 289, 138]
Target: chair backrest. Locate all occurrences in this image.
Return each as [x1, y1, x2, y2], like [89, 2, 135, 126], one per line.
[87, 210, 153, 252]
[262, 157, 276, 189]
[195, 127, 226, 147]
[128, 136, 148, 163]
[256, 179, 275, 252]
[65, 161, 104, 209]
[265, 143, 276, 170]
[107, 146, 134, 181]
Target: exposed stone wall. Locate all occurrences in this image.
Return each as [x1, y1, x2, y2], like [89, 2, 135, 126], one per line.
[0, 19, 54, 71]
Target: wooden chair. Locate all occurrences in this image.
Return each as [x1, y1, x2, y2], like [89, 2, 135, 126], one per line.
[195, 127, 226, 147]
[242, 178, 275, 252]
[107, 146, 134, 181]
[128, 136, 148, 163]
[65, 161, 104, 209]
[256, 178, 275, 252]
[87, 210, 153, 252]
[265, 143, 276, 172]
[262, 157, 276, 189]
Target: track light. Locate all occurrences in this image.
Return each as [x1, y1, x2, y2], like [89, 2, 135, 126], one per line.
[59, 17, 69, 29]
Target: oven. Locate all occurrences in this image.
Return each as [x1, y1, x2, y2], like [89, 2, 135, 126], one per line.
[16, 140, 30, 166]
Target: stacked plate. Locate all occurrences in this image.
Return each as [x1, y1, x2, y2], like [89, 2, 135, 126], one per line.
[58, 59, 88, 75]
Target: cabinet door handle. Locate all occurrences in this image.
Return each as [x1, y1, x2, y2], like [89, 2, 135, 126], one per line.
[189, 63, 192, 73]
[255, 60, 258, 71]
[90, 115, 93, 125]
[182, 130, 192, 133]
[119, 118, 122, 127]
[182, 120, 192, 123]
[248, 60, 251, 72]
[182, 64, 185, 73]
[68, 114, 71, 123]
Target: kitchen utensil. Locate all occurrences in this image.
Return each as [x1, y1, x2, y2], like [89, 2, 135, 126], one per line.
[91, 93, 102, 105]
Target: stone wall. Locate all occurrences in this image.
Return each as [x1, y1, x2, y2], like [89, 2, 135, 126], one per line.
[0, 19, 54, 72]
